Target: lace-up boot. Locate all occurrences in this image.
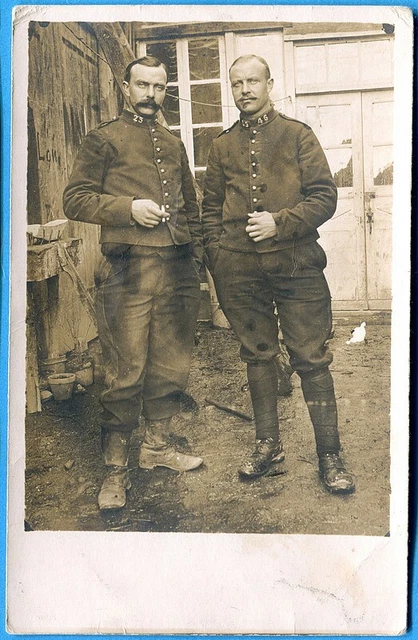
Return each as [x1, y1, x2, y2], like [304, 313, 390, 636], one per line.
[318, 453, 355, 494]
[238, 437, 285, 479]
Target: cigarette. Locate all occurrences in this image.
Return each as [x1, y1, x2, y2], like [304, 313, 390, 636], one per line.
[161, 204, 167, 223]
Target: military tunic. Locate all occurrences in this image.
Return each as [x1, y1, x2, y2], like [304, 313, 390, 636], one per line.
[63, 110, 202, 430]
[202, 107, 336, 374]
[64, 109, 203, 260]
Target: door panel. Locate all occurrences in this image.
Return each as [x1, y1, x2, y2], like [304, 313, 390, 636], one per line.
[297, 93, 367, 309]
[362, 91, 393, 308]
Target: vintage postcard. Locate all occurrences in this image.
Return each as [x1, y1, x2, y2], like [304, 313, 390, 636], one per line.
[8, 4, 412, 634]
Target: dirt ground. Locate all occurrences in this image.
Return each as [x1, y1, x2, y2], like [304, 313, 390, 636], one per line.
[25, 321, 391, 535]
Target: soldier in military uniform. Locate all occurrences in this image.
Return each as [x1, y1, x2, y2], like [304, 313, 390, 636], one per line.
[202, 55, 355, 494]
[64, 56, 204, 511]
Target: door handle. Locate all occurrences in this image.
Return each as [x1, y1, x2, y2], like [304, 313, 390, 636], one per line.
[364, 191, 376, 234]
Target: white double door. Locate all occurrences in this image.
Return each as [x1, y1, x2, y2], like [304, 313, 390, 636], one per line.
[297, 90, 393, 311]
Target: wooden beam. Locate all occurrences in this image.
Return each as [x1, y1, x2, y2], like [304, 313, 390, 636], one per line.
[88, 22, 135, 96]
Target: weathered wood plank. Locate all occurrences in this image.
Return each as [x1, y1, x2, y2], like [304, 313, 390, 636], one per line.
[28, 22, 106, 355]
[88, 22, 135, 96]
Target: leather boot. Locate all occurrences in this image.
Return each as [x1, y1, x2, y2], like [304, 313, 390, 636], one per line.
[98, 430, 131, 511]
[238, 438, 285, 479]
[318, 453, 355, 494]
[138, 419, 203, 472]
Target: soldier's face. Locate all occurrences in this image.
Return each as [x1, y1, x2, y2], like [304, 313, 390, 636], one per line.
[123, 64, 167, 117]
[230, 59, 273, 119]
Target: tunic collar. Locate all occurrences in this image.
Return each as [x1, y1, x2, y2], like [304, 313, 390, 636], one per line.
[240, 105, 276, 128]
[121, 109, 159, 127]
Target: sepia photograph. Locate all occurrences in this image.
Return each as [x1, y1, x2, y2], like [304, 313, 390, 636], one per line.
[8, 3, 411, 634]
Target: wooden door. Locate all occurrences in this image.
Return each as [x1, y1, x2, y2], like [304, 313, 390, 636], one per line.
[362, 91, 393, 309]
[297, 90, 393, 311]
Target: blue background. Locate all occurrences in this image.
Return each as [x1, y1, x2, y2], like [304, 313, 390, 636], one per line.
[0, 1, 416, 639]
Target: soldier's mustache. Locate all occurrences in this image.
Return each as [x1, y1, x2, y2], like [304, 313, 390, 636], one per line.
[137, 100, 159, 108]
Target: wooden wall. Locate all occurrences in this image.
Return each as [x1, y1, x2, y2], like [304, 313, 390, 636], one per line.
[27, 21, 122, 358]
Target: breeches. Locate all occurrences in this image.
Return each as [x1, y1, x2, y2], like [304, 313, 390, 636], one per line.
[212, 242, 333, 375]
[95, 247, 200, 431]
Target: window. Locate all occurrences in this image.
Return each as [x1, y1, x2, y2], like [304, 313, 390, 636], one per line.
[371, 101, 393, 186]
[140, 36, 229, 186]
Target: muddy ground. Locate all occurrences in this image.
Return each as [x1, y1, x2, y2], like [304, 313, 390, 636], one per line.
[25, 321, 391, 535]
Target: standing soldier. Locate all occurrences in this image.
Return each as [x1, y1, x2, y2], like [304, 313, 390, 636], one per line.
[202, 55, 355, 494]
[64, 56, 204, 511]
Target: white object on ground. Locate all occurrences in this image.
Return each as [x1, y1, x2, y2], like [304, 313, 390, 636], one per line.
[346, 321, 367, 344]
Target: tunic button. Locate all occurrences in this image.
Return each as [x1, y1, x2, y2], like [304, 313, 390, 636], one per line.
[252, 162, 256, 166]
[252, 173, 257, 178]
[156, 147, 161, 151]
[165, 204, 170, 209]
[253, 198, 257, 203]
[151, 129, 156, 133]
[161, 168, 165, 173]
[163, 180, 167, 185]
[154, 137, 158, 141]
[252, 130, 257, 134]
[251, 139, 255, 144]
[164, 192, 169, 196]
[157, 159, 161, 163]
[251, 150, 255, 155]
[252, 185, 257, 191]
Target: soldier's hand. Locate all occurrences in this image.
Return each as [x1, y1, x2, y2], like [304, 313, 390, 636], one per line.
[131, 199, 169, 228]
[246, 211, 277, 242]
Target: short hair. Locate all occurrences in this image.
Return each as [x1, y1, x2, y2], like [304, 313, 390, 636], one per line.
[229, 55, 271, 80]
[124, 56, 168, 83]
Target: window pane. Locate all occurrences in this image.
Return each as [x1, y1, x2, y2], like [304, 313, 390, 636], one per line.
[328, 42, 359, 85]
[373, 146, 393, 185]
[193, 126, 223, 167]
[295, 45, 326, 87]
[326, 149, 353, 187]
[191, 84, 222, 124]
[189, 38, 220, 81]
[317, 104, 352, 148]
[146, 41, 178, 83]
[163, 86, 180, 127]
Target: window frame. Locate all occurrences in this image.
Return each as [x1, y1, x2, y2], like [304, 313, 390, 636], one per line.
[138, 35, 231, 173]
